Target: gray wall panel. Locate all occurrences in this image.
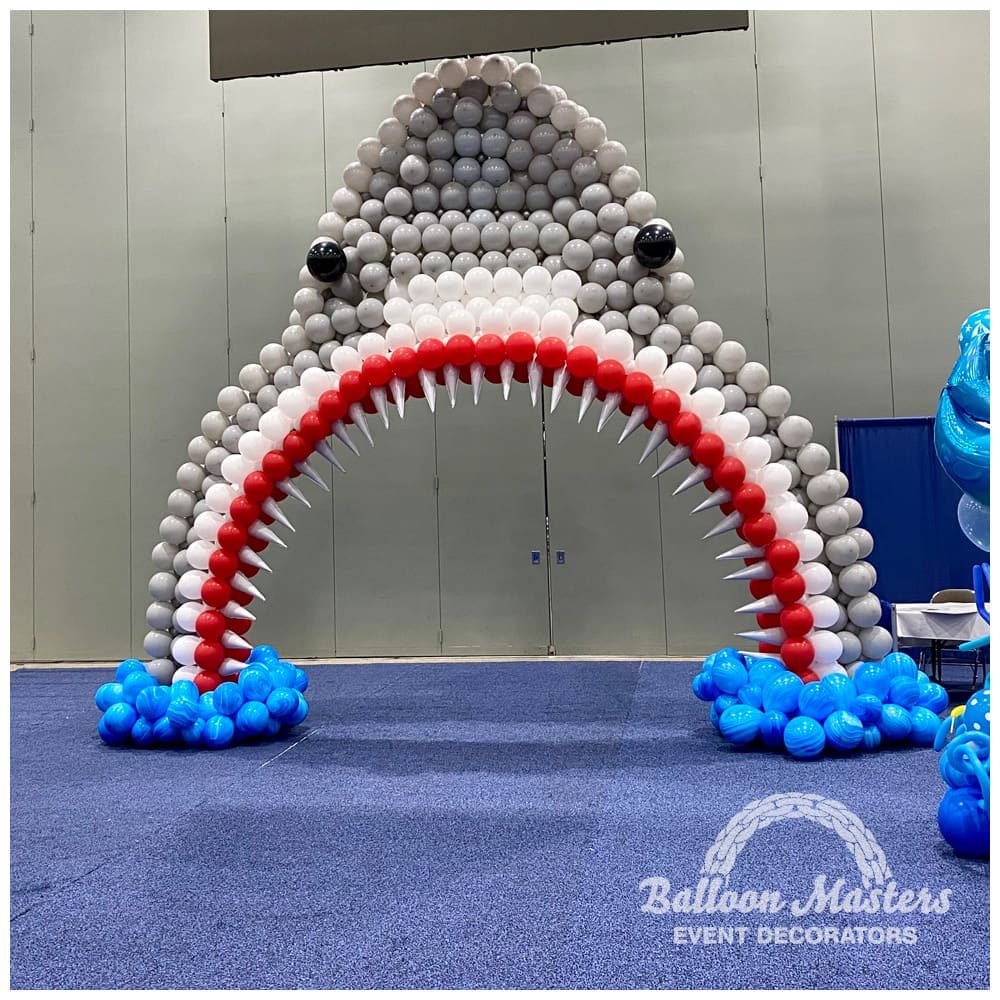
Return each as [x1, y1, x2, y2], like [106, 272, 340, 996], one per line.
[10, 12, 34, 659]
[31, 12, 131, 659]
[222, 72, 334, 657]
[125, 11, 229, 656]
[755, 11, 892, 452]
[436, 388, 549, 655]
[872, 11, 989, 417]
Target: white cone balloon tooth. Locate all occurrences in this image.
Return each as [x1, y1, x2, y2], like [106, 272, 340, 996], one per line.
[550, 366, 570, 413]
[313, 438, 346, 474]
[471, 361, 485, 404]
[222, 601, 255, 621]
[276, 478, 311, 508]
[389, 376, 406, 419]
[736, 627, 786, 645]
[444, 364, 459, 408]
[219, 658, 246, 677]
[231, 571, 266, 601]
[617, 405, 648, 445]
[577, 378, 597, 423]
[639, 422, 670, 464]
[651, 445, 691, 479]
[348, 403, 374, 446]
[717, 542, 766, 561]
[724, 562, 774, 581]
[332, 420, 360, 456]
[221, 629, 253, 651]
[673, 465, 712, 496]
[702, 510, 744, 539]
[528, 360, 542, 408]
[295, 459, 329, 492]
[691, 489, 732, 514]
[239, 546, 272, 573]
[418, 369, 438, 412]
[261, 497, 296, 531]
[597, 391, 622, 432]
[735, 595, 784, 614]
[370, 386, 390, 428]
[499, 359, 515, 400]
[250, 523, 287, 548]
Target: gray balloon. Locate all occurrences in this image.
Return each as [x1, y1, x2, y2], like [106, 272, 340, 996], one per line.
[144, 629, 173, 659]
[579, 183, 613, 212]
[166, 489, 196, 519]
[151, 542, 179, 572]
[187, 435, 213, 466]
[274, 366, 299, 392]
[506, 139, 533, 172]
[837, 631, 863, 664]
[847, 527, 874, 559]
[839, 562, 876, 597]
[259, 343, 288, 374]
[491, 81, 521, 114]
[551, 137, 582, 169]
[453, 96, 483, 127]
[617, 254, 648, 285]
[457, 77, 488, 102]
[539, 223, 569, 256]
[389, 254, 420, 282]
[530, 122, 559, 153]
[146, 600, 175, 631]
[606, 280, 634, 312]
[578, 282, 608, 314]
[426, 128, 455, 160]
[219, 424, 242, 453]
[177, 461, 206, 492]
[281, 324, 311, 356]
[600, 310, 629, 332]
[430, 88, 456, 119]
[480, 250, 507, 273]
[236, 402, 261, 431]
[815, 502, 850, 536]
[257, 384, 279, 412]
[496, 182, 526, 213]
[571, 156, 601, 188]
[838, 496, 864, 528]
[806, 471, 847, 506]
[172, 550, 190, 576]
[409, 106, 438, 137]
[468, 180, 497, 210]
[542, 254, 564, 276]
[507, 110, 537, 139]
[552, 197, 580, 226]
[597, 202, 629, 235]
[508, 248, 539, 274]
[378, 144, 406, 174]
[614, 224, 639, 257]
[454, 127, 481, 157]
[847, 593, 882, 628]
[586, 258, 618, 288]
[859, 625, 892, 661]
[148, 572, 178, 602]
[547, 169, 574, 199]
[146, 658, 176, 684]
[421, 251, 452, 278]
[451, 251, 479, 276]
[367, 170, 395, 202]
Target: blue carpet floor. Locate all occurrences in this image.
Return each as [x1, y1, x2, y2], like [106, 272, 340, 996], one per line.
[10, 659, 989, 989]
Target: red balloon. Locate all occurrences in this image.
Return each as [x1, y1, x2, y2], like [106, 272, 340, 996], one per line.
[649, 388, 681, 425]
[797, 668, 821, 685]
[362, 354, 393, 387]
[201, 577, 231, 609]
[536, 336, 567, 369]
[506, 331, 536, 363]
[742, 513, 777, 548]
[241, 472, 270, 503]
[713, 457, 746, 491]
[282, 429, 312, 461]
[565, 345, 598, 379]
[418, 337, 447, 370]
[246, 534, 268, 553]
[297, 413, 330, 445]
[772, 571, 807, 604]
[594, 359, 626, 393]
[475, 333, 506, 367]
[621, 371, 654, 406]
[446, 334, 476, 367]
[766, 538, 801, 573]
[756, 612, 781, 628]
[691, 433, 725, 468]
[229, 646, 251, 663]
[195, 640, 225, 672]
[227, 616, 252, 636]
[216, 522, 247, 553]
[318, 389, 347, 423]
[732, 483, 766, 517]
[229, 496, 260, 527]
[240, 564, 259, 579]
[389, 346, 418, 378]
[338, 369, 368, 403]
[721, 500, 736, 515]
[748, 578, 773, 599]
[193, 670, 222, 694]
[758, 642, 783, 654]
[208, 549, 239, 580]
[781, 637, 815, 672]
[262, 451, 292, 483]
[780, 603, 815, 638]
[196, 610, 227, 642]
[668, 411, 702, 445]
[230, 587, 254, 607]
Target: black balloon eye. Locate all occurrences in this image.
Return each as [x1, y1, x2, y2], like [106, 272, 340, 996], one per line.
[633, 223, 677, 270]
[306, 240, 347, 282]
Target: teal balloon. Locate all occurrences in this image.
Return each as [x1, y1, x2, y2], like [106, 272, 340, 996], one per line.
[270, 660, 297, 689]
[713, 693, 739, 718]
[888, 676, 920, 709]
[917, 670, 931, 688]
[198, 692, 218, 720]
[151, 716, 179, 743]
[853, 661, 891, 699]
[759, 710, 789, 748]
[719, 704, 764, 745]
[824, 710, 864, 752]
[115, 658, 146, 682]
[238, 667, 273, 702]
[180, 718, 205, 747]
[203, 714, 236, 749]
[171, 679, 199, 702]
[691, 671, 720, 702]
[762, 672, 803, 714]
[135, 684, 171, 720]
[963, 684, 990, 734]
[938, 787, 989, 858]
[97, 716, 128, 745]
[957, 493, 990, 552]
[235, 700, 270, 737]
[102, 702, 138, 736]
[710, 654, 748, 695]
[878, 703, 913, 741]
[883, 652, 918, 679]
[264, 717, 282, 737]
[861, 724, 882, 751]
[917, 682, 949, 713]
[292, 668, 309, 693]
[798, 681, 838, 722]
[213, 681, 245, 717]
[709, 702, 723, 730]
[121, 669, 156, 705]
[249, 644, 279, 664]
[266, 686, 300, 722]
[783, 716, 826, 759]
[288, 693, 309, 726]
[748, 657, 786, 688]
[909, 706, 942, 746]
[851, 693, 883, 725]
[95, 682, 124, 711]
[737, 683, 764, 710]
[166, 696, 200, 730]
[130, 716, 156, 747]
[821, 673, 856, 710]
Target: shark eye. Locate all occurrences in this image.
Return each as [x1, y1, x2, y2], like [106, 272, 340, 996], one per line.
[306, 240, 347, 282]
[633, 223, 677, 269]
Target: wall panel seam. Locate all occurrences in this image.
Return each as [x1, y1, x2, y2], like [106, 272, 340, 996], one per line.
[123, 12, 135, 651]
[29, 9, 37, 654]
[750, 11, 773, 372]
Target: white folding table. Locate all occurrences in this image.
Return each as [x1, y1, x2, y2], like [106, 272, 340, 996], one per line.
[890, 602, 989, 682]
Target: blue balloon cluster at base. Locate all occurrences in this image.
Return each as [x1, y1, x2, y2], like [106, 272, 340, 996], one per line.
[94, 646, 309, 750]
[692, 648, 948, 759]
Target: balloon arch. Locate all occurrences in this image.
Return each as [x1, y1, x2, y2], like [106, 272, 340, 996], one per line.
[94, 53, 947, 755]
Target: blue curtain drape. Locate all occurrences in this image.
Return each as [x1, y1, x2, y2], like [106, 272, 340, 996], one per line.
[837, 416, 983, 604]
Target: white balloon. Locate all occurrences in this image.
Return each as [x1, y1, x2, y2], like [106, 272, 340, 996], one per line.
[572, 318, 605, 351]
[300, 367, 331, 398]
[716, 411, 750, 445]
[756, 463, 793, 495]
[170, 634, 201, 667]
[186, 539, 215, 571]
[408, 274, 437, 304]
[509, 306, 540, 336]
[277, 387, 311, 422]
[237, 431, 269, 463]
[383, 298, 412, 326]
[736, 436, 772, 471]
[206, 482, 238, 513]
[801, 562, 834, 595]
[660, 361, 697, 395]
[177, 570, 208, 602]
[357, 332, 388, 358]
[688, 387, 725, 421]
[464, 266, 494, 298]
[259, 407, 293, 443]
[386, 323, 416, 349]
[805, 595, 841, 629]
[550, 269, 582, 299]
[788, 528, 823, 562]
[173, 600, 206, 633]
[773, 500, 809, 535]
[445, 309, 476, 337]
[479, 306, 508, 336]
[540, 309, 572, 343]
[415, 315, 446, 341]
[522, 266, 551, 297]
[220, 454, 253, 486]
[330, 345, 362, 374]
[603, 328, 634, 363]
[810, 630, 843, 664]
[634, 345, 668, 378]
